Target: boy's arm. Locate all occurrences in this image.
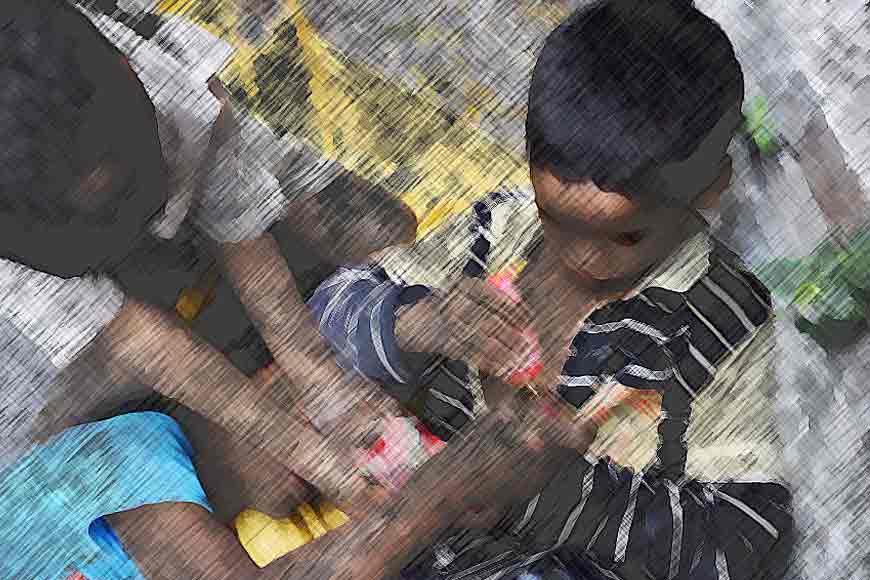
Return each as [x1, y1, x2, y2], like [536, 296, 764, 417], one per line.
[107, 502, 278, 580]
[90, 298, 381, 514]
[218, 233, 405, 434]
[310, 266, 534, 384]
[289, 395, 598, 580]
[307, 263, 435, 387]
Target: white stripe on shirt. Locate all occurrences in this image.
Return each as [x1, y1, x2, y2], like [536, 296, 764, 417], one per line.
[614, 472, 643, 563]
[713, 488, 780, 539]
[430, 389, 476, 420]
[665, 479, 684, 579]
[715, 548, 732, 580]
[701, 277, 757, 333]
[685, 299, 736, 354]
[371, 284, 407, 383]
[581, 318, 671, 344]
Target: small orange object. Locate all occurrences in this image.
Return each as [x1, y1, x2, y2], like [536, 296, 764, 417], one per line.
[253, 362, 280, 387]
[175, 265, 221, 322]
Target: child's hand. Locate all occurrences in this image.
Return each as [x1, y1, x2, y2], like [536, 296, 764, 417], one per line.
[207, 75, 231, 104]
[396, 278, 535, 379]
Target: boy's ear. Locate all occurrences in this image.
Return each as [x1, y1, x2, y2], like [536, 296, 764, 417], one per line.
[692, 153, 732, 211]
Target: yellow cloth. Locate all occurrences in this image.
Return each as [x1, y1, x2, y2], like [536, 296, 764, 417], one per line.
[157, 0, 530, 237]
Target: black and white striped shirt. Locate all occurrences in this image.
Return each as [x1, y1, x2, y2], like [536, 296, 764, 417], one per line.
[310, 189, 772, 472]
[400, 454, 793, 580]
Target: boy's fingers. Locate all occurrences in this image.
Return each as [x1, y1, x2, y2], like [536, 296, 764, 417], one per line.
[480, 336, 529, 379]
[478, 281, 533, 323]
[472, 293, 533, 332]
[454, 279, 533, 329]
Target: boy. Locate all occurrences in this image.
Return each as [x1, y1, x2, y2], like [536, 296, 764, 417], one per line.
[0, 0, 414, 489]
[0, 1, 405, 569]
[0, 0, 413, 463]
[311, 0, 775, 486]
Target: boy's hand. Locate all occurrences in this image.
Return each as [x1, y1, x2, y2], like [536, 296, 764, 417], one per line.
[326, 396, 599, 580]
[396, 278, 535, 379]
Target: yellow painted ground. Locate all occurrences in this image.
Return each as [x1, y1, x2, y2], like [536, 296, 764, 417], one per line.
[157, 0, 534, 237]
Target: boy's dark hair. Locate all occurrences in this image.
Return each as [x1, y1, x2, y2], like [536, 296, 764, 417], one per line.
[526, 0, 744, 201]
[0, 0, 167, 278]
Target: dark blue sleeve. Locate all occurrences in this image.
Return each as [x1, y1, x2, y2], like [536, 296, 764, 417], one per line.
[308, 266, 433, 384]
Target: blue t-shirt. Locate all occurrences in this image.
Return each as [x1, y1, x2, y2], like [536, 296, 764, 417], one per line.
[0, 412, 211, 580]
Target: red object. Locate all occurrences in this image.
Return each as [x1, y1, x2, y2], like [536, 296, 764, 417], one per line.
[360, 416, 447, 489]
[367, 436, 388, 460]
[416, 422, 446, 452]
[67, 572, 88, 580]
[506, 357, 544, 386]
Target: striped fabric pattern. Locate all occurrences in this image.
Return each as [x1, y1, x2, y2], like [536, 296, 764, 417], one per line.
[312, 190, 792, 579]
[401, 456, 794, 580]
[560, 242, 772, 479]
[309, 190, 772, 454]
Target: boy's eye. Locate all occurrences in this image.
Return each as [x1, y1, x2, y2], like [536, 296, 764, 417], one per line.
[612, 230, 646, 246]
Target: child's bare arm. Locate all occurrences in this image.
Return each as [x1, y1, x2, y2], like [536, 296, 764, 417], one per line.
[218, 233, 404, 435]
[291, 396, 599, 580]
[89, 298, 381, 515]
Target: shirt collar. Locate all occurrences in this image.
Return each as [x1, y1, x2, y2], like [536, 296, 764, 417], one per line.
[631, 229, 712, 295]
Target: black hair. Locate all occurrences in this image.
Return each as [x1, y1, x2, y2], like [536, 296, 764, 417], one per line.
[0, 0, 167, 278]
[526, 0, 744, 201]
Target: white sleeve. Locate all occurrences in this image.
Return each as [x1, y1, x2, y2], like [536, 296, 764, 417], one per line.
[0, 260, 125, 371]
[194, 104, 344, 244]
[193, 105, 289, 243]
[0, 318, 57, 469]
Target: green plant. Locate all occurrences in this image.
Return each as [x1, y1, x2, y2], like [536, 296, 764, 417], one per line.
[757, 227, 870, 349]
[743, 95, 781, 157]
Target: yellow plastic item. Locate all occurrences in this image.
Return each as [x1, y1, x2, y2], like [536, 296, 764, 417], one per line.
[317, 499, 351, 530]
[234, 500, 350, 568]
[295, 502, 329, 539]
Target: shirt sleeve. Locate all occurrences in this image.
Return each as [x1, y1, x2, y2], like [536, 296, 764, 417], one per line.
[307, 199, 495, 385]
[193, 103, 289, 243]
[308, 266, 432, 385]
[193, 102, 347, 244]
[78, 6, 230, 241]
[0, 259, 125, 371]
[0, 318, 57, 469]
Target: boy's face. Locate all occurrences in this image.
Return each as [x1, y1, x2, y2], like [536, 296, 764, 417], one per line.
[69, 41, 168, 229]
[0, 9, 168, 278]
[531, 105, 742, 290]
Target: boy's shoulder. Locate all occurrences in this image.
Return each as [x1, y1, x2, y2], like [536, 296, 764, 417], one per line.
[376, 187, 541, 288]
[0, 257, 125, 371]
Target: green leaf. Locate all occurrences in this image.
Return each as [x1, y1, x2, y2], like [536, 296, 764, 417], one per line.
[743, 95, 781, 156]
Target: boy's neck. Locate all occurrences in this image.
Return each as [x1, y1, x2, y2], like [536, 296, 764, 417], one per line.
[518, 239, 634, 309]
